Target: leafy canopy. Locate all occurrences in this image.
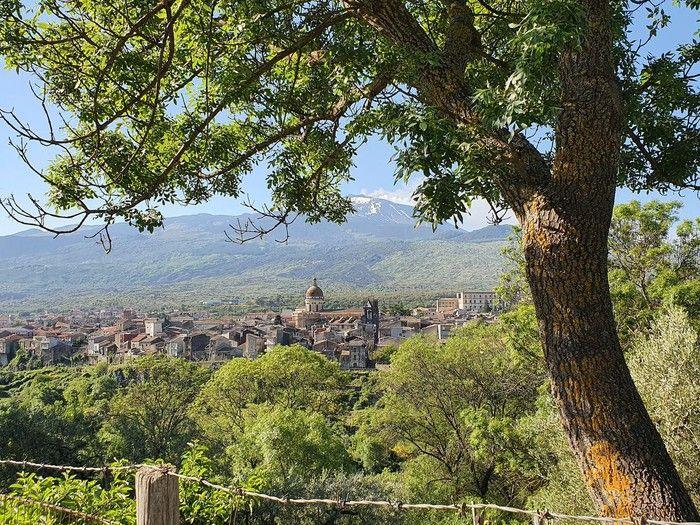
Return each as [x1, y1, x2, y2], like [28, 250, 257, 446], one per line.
[0, 0, 697, 245]
[353, 318, 545, 504]
[609, 199, 700, 336]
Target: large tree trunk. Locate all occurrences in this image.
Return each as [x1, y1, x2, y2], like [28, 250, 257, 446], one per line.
[521, 193, 698, 520]
[518, 0, 699, 519]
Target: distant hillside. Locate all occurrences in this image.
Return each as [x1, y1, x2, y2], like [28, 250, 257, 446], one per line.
[0, 196, 514, 312]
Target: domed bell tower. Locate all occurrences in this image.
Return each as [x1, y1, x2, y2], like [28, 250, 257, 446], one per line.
[305, 278, 325, 312]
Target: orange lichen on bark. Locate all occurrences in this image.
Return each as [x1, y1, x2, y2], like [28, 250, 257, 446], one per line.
[586, 441, 633, 518]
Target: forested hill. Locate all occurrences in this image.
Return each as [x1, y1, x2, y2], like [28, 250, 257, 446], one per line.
[0, 196, 513, 312]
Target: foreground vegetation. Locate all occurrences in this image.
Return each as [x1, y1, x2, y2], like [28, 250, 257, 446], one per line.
[1, 201, 698, 524]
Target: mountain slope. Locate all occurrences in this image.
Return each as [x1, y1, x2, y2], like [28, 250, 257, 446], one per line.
[0, 196, 513, 311]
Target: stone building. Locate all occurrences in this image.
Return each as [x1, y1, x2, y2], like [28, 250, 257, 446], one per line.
[338, 339, 369, 369]
[292, 278, 327, 328]
[435, 297, 460, 313]
[0, 335, 21, 366]
[144, 318, 163, 337]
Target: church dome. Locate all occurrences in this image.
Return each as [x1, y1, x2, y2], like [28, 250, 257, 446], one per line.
[305, 278, 324, 299]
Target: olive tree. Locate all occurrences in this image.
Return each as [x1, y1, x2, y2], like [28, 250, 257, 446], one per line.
[629, 307, 700, 505]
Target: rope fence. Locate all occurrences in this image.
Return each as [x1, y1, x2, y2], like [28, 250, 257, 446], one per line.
[168, 469, 700, 525]
[2, 458, 700, 525]
[0, 458, 141, 473]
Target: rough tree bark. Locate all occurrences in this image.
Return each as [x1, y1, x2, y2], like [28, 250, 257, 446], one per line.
[517, 0, 699, 519]
[521, 190, 698, 519]
[352, 0, 699, 518]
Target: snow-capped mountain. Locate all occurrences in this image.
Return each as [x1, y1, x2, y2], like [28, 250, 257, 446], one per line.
[345, 195, 512, 241]
[349, 195, 418, 224]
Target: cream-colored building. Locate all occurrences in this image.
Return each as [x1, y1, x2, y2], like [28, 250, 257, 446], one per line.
[305, 278, 325, 312]
[292, 278, 326, 328]
[436, 291, 499, 313]
[458, 291, 498, 312]
[292, 279, 365, 330]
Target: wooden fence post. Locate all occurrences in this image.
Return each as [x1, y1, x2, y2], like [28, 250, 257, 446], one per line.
[136, 465, 179, 525]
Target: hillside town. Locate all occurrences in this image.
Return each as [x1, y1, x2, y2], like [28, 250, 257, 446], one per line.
[0, 279, 501, 370]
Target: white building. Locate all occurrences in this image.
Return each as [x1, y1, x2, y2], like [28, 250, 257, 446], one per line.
[436, 291, 498, 314]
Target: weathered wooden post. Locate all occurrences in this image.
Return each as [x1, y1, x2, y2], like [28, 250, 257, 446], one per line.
[136, 465, 179, 525]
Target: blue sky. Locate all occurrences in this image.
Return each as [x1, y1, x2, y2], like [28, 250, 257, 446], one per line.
[0, 5, 698, 236]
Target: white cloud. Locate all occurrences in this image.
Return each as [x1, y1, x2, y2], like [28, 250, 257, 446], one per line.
[458, 199, 518, 230]
[360, 185, 419, 206]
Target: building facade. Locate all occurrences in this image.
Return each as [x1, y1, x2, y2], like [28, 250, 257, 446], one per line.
[436, 291, 499, 314]
[457, 291, 498, 312]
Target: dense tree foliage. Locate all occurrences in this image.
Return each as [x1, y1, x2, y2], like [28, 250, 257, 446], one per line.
[609, 201, 700, 339]
[193, 345, 347, 458]
[353, 321, 544, 505]
[99, 356, 210, 463]
[0, 468, 136, 525]
[629, 307, 700, 504]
